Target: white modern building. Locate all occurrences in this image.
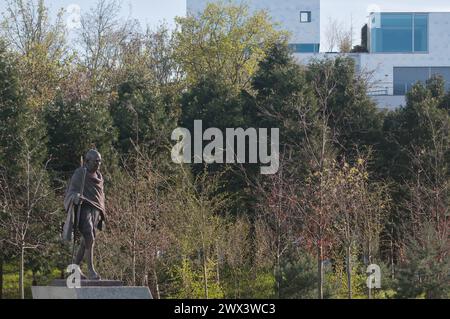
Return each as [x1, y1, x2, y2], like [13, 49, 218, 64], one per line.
[358, 12, 450, 109]
[187, 1, 450, 109]
[187, 0, 321, 53]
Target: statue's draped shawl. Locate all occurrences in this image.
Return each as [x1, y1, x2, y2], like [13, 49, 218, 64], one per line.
[62, 166, 106, 242]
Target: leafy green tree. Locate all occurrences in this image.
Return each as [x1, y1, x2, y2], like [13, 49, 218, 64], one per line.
[165, 168, 229, 299]
[0, 41, 26, 175]
[109, 23, 182, 172]
[220, 216, 253, 299]
[0, 47, 57, 297]
[174, 2, 287, 91]
[1, 0, 71, 111]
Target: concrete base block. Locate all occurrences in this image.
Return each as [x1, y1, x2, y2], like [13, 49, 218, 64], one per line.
[32, 280, 153, 299]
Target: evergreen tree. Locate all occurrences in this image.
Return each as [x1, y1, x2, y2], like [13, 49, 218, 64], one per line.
[382, 77, 450, 298]
[110, 80, 179, 162]
[245, 42, 319, 178]
[306, 57, 384, 163]
[45, 93, 118, 175]
[397, 221, 450, 299]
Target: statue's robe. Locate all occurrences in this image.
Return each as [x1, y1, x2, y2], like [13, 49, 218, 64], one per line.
[62, 166, 106, 242]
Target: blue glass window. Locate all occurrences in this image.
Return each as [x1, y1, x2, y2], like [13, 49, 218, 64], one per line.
[289, 43, 319, 53]
[414, 14, 428, 52]
[372, 14, 413, 52]
[371, 13, 428, 53]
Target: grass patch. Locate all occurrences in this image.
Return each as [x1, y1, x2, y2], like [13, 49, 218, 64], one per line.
[2, 264, 62, 299]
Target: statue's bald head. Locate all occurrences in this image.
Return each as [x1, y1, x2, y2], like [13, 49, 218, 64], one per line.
[85, 149, 102, 173]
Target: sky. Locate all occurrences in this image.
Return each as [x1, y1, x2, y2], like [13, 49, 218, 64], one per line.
[1, 0, 450, 50]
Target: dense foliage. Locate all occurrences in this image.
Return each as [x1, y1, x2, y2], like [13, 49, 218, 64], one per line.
[0, 0, 448, 299]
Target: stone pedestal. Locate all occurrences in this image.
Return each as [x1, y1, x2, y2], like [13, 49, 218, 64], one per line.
[32, 279, 153, 299]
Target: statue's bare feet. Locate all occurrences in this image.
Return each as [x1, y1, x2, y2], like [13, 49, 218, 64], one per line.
[88, 270, 101, 280]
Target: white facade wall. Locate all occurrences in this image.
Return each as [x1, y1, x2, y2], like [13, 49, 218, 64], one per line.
[186, 0, 320, 46]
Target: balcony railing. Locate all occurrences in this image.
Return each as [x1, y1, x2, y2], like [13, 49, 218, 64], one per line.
[367, 81, 391, 96]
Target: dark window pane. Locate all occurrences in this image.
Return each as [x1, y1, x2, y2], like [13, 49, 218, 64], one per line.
[393, 83, 407, 95]
[300, 11, 311, 23]
[394, 67, 450, 95]
[431, 67, 450, 91]
[394, 67, 429, 95]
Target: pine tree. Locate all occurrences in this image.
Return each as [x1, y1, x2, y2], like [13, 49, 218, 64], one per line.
[45, 93, 118, 175]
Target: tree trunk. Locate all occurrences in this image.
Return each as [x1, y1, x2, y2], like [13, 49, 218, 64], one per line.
[317, 243, 323, 299]
[200, 203, 208, 299]
[131, 236, 136, 286]
[390, 238, 395, 280]
[153, 269, 160, 299]
[19, 245, 25, 299]
[275, 251, 280, 299]
[32, 269, 37, 286]
[346, 245, 352, 299]
[367, 240, 372, 299]
[131, 251, 136, 285]
[202, 252, 208, 299]
[216, 241, 221, 286]
[237, 276, 241, 299]
[234, 274, 238, 299]
[0, 251, 4, 299]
